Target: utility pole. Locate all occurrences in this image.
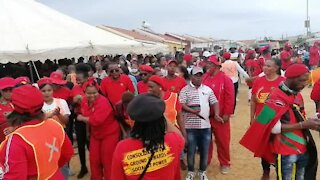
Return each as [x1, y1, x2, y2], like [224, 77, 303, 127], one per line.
[305, 0, 311, 37]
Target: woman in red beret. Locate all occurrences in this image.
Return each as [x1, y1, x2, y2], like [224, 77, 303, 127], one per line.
[77, 78, 120, 180]
[0, 85, 73, 179]
[0, 77, 16, 142]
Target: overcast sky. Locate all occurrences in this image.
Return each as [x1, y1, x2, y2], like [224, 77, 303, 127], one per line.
[40, 0, 320, 40]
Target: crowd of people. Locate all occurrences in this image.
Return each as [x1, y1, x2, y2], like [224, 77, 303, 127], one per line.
[0, 41, 319, 180]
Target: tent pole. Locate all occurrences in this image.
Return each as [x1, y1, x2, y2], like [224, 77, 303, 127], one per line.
[29, 61, 34, 83]
[31, 61, 40, 80]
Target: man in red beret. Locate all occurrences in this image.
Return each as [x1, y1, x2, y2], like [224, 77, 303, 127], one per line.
[280, 42, 294, 70]
[309, 41, 320, 70]
[137, 65, 154, 94]
[0, 85, 73, 179]
[203, 55, 235, 174]
[241, 64, 319, 180]
[163, 60, 187, 93]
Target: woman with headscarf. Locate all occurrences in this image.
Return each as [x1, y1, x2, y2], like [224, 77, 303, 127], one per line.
[111, 94, 185, 180]
[0, 85, 73, 179]
[77, 78, 120, 180]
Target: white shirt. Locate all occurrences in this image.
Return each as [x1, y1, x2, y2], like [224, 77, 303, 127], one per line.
[93, 70, 107, 80]
[42, 98, 71, 116]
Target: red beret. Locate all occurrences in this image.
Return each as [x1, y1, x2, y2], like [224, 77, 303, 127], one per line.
[208, 55, 221, 66]
[11, 85, 44, 115]
[82, 77, 99, 91]
[259, 46, 269, 53]
[15, 77, 31, 86]
[50, 72, 67, 85]
[247, 50, 255, 56]
[223, 52, 231, 60]
[168, 60, 178, 66]
[183, 54, 193, 62]
[139, 65, 154, 73]
[149, 75, 165, 90]
[285, 64, 309, 78]
[0, 77, 15, 90]
[37, 78, 52, 88]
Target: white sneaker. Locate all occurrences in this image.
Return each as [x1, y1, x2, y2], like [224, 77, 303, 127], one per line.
[185, 171, 195, 180]
[199, 171, 209, 180]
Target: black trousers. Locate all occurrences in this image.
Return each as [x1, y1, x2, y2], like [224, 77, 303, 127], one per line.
[66, 110, 75, 144]
[261, 158, 270, 171]
[233, 82, 239, 113]
[75, 120, 89, 169]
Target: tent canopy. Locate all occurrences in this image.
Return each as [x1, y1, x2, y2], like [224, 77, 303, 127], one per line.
[0, 0, 158, 63]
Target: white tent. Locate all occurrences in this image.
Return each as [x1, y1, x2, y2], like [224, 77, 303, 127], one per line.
[0, 0, 153, 63]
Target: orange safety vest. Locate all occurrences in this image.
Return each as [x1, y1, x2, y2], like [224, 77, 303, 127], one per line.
[164, 93, 178, 126]
[221, 61, 238, 79]
[1, 119, 65, 180]
[310, 67, 320, 85]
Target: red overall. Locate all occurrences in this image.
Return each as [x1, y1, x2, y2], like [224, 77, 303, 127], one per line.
[203, 72, 234, 166]
[81, 95, 120, 180]
[0, 99, 13, 142]
[137, 81, 149, 94]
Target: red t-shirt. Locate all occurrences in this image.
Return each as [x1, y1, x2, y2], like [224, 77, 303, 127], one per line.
[110, 132, 184, 180]
[0, 99, 13, 142]
[162, 76, 187, 93]
[71, 85, 85, 114]
[100, 74, 135, 105]
[81, 95, 119, 139]
[252, 76, 285, 115]
[280, 50, 293, 70]
[137, 81, 149, 94]
[245, 59, 262, 77]
[53, 86, 71, 103]
[0, 120, 73, 179]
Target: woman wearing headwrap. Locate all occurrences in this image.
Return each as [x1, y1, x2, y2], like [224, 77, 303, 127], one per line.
[0, 85, 73, 179]
[111, 94, 185, 180]
[77, 78, 120, 180]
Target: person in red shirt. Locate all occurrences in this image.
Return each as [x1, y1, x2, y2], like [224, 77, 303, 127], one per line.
[309, 41, 320, 69]
[111, 94, 185, 180]
[137, 65, 154, 94]
[257, 46, 271, 70]
[0, 85, 73, 179]
[280, 42, 293, 70]
[202, 55, 235, 174]
[163, 60, 187, 93]
[115, 92, 135, 139]
[50, 71, 72, 102]
[250, 58, 285, 179]
[100, 62, 135, 106]
[77, 78, 120, 180]
[0, 77, 15, 142]
[311, 79, 320, 111]
[70, 63, 91, 178]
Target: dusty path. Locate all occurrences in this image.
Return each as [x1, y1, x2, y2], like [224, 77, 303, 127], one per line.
[69, 84, 320, 180]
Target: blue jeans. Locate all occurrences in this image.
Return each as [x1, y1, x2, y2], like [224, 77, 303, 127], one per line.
[276, 153, 309, 180]
[187, 128, 211, 172]
[60, 164, 69, 180]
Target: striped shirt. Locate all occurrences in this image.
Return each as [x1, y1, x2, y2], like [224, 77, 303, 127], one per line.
[179, 83, 218, 129]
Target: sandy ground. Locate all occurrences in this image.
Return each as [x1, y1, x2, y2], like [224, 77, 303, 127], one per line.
[69, 84, 320, 180]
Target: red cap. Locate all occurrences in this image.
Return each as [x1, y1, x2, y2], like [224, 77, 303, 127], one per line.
[285, 64, 309, 78]
[37, 77, 52, 88]
[0, 77, 15, 90]
[247, 50, 255, 56]
[50, 72, 67, 85]
[82, 77, 99, 91]
[259, 46, 269, 53]
[285, 42, 292, 49]
[183, 54, 193, 62]
[149, 75, 165, 90]
[11, 85, 44, 115]
[167, 60, 178, 66]
[223, 52, 231, 60]
[208, 55, 221, 66]
[15, 77, 30, 86]
[139, 65, 154, 73]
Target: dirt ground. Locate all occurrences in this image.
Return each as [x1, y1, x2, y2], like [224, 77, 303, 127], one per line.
[69, 84, 320, 180]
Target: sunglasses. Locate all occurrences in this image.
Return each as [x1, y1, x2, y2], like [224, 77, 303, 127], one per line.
[140, 73, 148, 76]
[109, 69, 120, 73]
